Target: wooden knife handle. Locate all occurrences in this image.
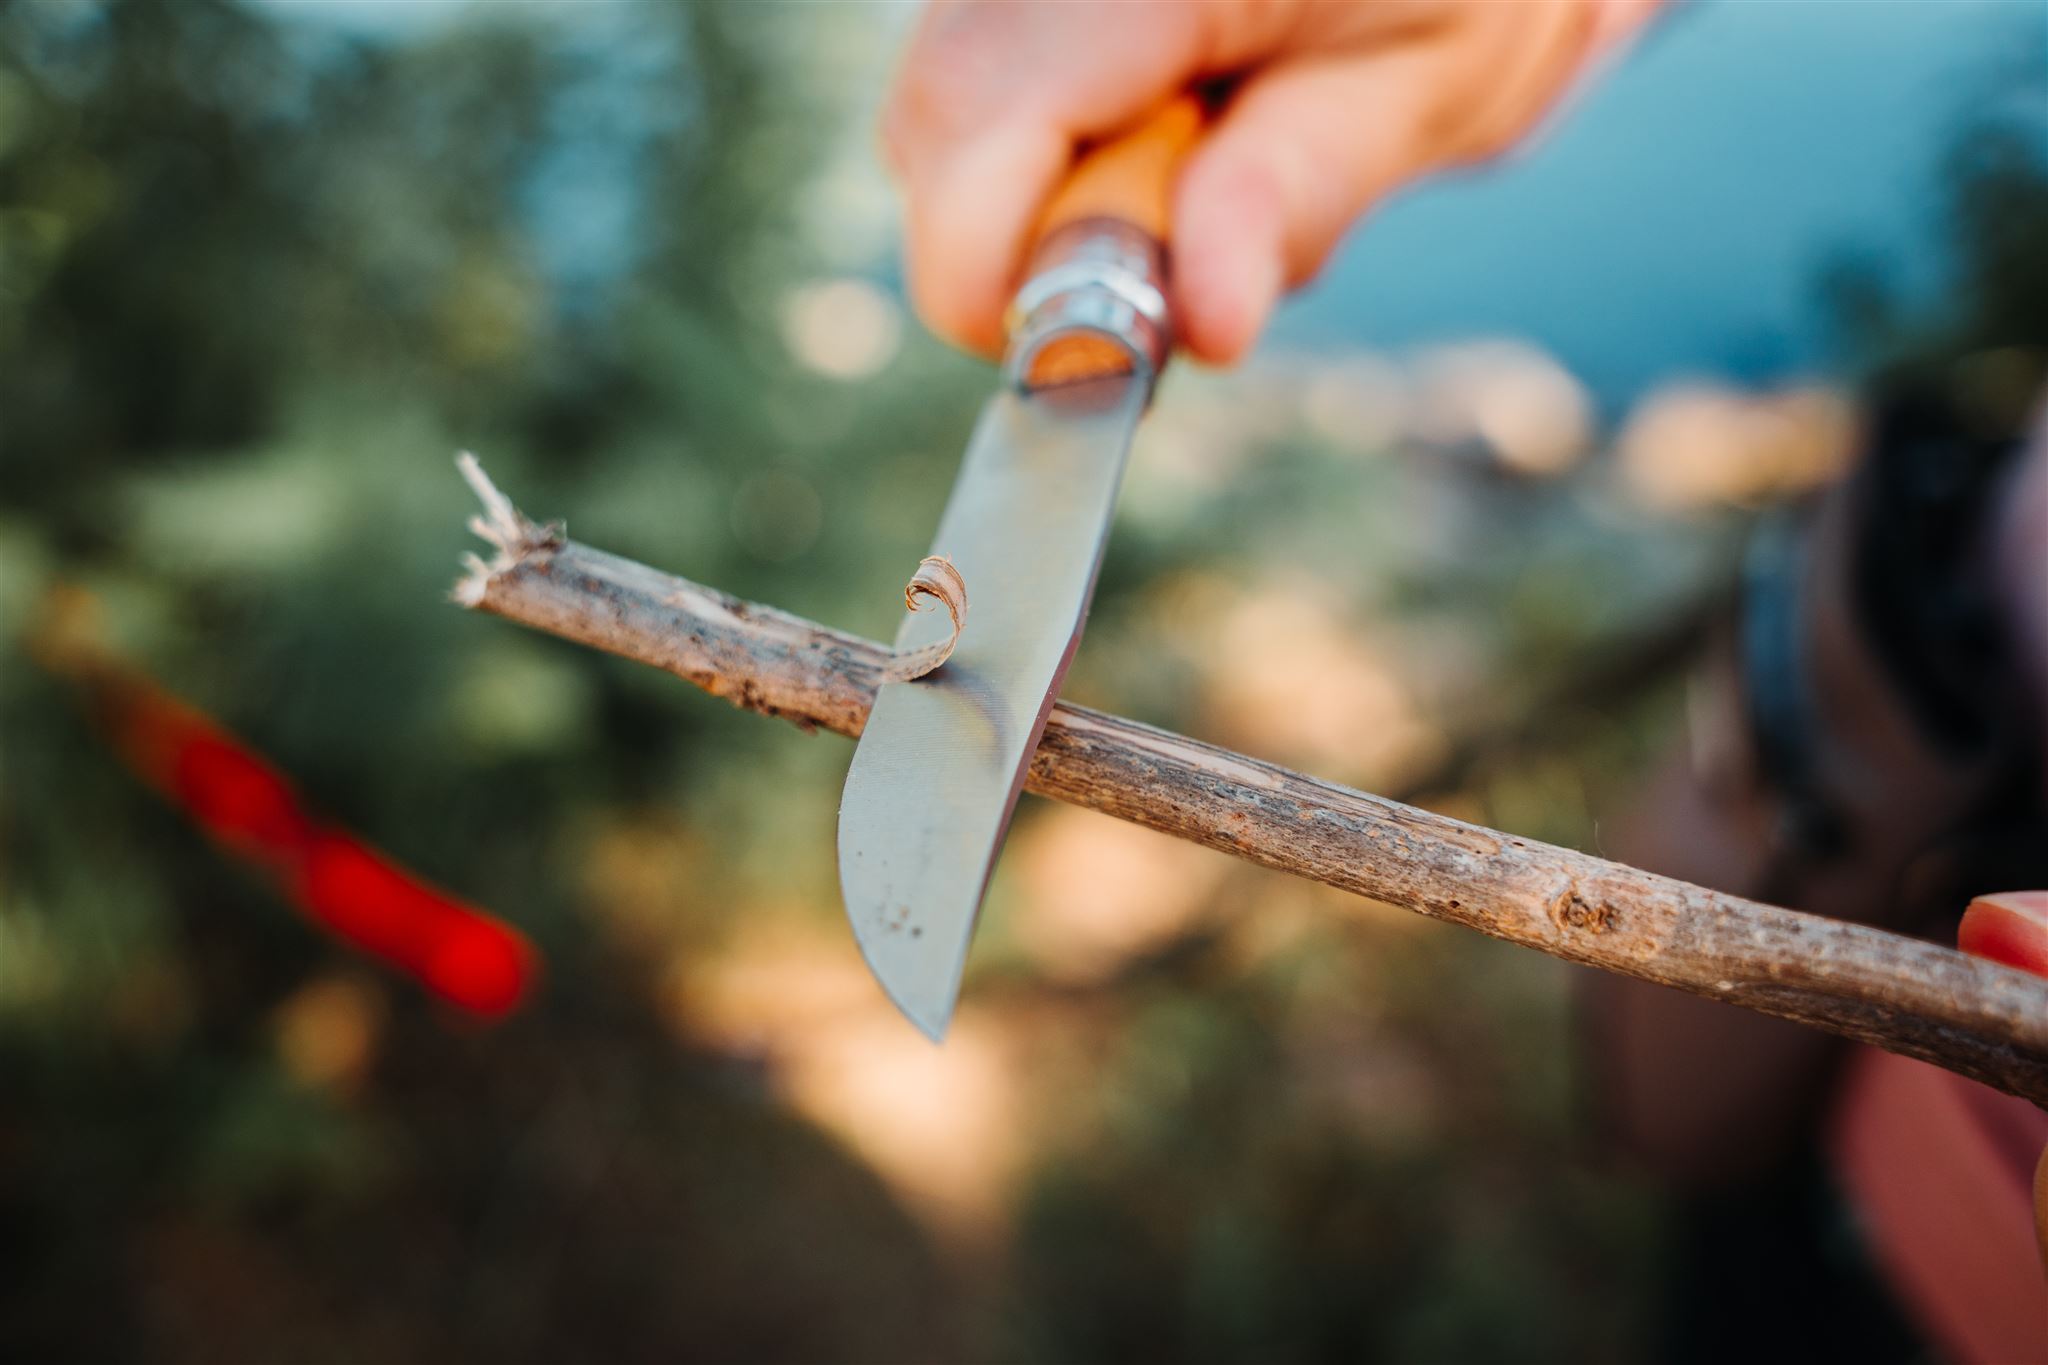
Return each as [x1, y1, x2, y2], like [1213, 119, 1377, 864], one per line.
[1034, 94, 1206, 246]
[1006, 94, 1208, 393]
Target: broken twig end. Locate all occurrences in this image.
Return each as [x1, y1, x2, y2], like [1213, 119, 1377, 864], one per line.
[452, 452, 566, 606]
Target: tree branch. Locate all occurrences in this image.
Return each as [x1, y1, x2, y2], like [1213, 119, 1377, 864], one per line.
[451, 455, 2048, 1105]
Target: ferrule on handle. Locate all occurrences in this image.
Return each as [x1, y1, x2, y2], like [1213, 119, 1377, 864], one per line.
[1001, 95, 1205, 397]
[1004, 219, 1171, 393]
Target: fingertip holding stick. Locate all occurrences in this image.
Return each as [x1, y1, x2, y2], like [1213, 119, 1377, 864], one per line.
[1959, 892, 2048, 977]
[883, 555, 968, 682]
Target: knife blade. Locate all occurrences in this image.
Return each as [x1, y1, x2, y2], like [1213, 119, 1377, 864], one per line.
[838, 97, 1206, 1039]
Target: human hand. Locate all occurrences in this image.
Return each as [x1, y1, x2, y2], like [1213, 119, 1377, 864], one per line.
[1957, 891, 2048, 1269]
[1961, 415, 2048, 1268]
[882, 0, 1662, 364]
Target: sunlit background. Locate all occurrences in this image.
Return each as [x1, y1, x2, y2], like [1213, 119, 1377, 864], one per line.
[2, 1, 2044, 1360]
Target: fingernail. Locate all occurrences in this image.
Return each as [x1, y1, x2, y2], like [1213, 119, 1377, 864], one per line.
[1959, 892, 2048, 976]
[1974, 891, 2048, 923]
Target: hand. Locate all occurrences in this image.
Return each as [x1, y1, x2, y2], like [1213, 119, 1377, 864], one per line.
[1957, 892, 2048, 1268]
[1962, 414, 2048, 1268]
[882, 0, 1662, 364]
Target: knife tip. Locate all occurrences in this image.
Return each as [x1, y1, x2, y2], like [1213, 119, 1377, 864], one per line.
[883, 978, 956, 1045]
[839, 858, 969, 1045]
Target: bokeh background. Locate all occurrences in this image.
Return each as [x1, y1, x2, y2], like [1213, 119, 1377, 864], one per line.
[2, 1, 2044, 1360]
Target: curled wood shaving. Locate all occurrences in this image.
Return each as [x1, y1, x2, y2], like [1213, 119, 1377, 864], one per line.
[883, 555, 968, 682]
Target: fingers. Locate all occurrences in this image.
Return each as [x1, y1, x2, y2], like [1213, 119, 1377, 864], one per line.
[1173, 51, 1439, 364]
[883, 0, 1209, 355]
[1172, 5, 1600, 364]
[1958, 891, 2048, 976]
[884, 0, 1632, 365]
[894, 117, 1070, 356]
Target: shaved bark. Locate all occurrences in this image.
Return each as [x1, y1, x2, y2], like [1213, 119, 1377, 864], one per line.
[452, 456, 2048, 1105]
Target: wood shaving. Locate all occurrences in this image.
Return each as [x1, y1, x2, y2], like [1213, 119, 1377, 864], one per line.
[883, 555, 968, 682]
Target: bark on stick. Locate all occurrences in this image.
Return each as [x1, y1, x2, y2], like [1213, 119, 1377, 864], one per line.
[452, 455, 2048, 1105]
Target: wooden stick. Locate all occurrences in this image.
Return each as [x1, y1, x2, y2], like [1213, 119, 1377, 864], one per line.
[451, 456, 2048, 1105]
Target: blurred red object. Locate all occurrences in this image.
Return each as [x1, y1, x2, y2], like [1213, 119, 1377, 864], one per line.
[36, 595, 538, 1018]
[293, 831, 531, 1016]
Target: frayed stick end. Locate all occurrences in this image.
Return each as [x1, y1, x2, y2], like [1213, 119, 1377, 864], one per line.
[452, 452, 564, 606]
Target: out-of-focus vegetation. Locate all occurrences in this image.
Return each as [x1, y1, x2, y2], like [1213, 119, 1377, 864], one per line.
[0, 2, 2042, 1361]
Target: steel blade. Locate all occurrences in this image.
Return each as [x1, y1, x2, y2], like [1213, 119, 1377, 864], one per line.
[837, 375, 1145, 1039]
